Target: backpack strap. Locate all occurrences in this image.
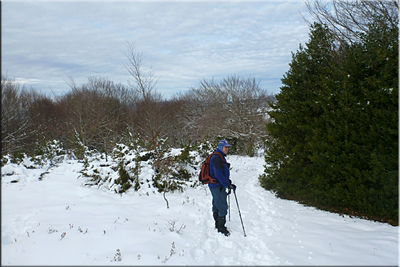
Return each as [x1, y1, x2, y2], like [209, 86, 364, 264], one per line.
[212, 152, 225, 166]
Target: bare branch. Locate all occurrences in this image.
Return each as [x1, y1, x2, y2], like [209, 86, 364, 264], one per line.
[304, 0, 399, 44]
[123, 41, 160, 101]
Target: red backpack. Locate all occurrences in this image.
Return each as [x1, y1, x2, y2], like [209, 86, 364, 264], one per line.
[198, 152, 225, 184]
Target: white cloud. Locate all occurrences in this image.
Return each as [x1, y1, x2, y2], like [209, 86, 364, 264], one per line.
[14, 78, 42, 84]
[2, 1, 314, 99]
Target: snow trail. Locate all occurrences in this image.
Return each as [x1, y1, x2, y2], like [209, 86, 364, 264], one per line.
[2, 155, 398, 265]
[178, 155, 284, 265]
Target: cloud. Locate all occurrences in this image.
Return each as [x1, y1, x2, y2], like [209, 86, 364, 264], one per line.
[2, 1, 313, 98]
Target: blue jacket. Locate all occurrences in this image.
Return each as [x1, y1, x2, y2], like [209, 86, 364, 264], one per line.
[208, 148, 230, 189]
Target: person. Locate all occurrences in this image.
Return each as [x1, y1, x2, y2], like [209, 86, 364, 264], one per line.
[209, 139, 237, 236]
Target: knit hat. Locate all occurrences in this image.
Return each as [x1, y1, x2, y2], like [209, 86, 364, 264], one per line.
[217, 140, 231, 151]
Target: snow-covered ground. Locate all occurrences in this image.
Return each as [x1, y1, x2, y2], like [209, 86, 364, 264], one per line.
[2, 154, 398, 265]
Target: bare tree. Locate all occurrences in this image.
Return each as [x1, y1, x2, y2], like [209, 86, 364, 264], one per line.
[60, 77, 130, 156]
[220, 76, 271, 155]
[163, 96, 190, 146]
[27, 92, 64, 152]
[85, 76, 138, 107]
[123, 41, 173, 146]
[304, 0, 399, 44]
[124, 41, 159, 101]
[174, 79, 226, 144]
[1, 76, 34, 154]
[177, 76, 272, 155]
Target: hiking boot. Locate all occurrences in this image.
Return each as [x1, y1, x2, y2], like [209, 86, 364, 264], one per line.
[216, 216, 230, 236]
[213, 212, 218, 229]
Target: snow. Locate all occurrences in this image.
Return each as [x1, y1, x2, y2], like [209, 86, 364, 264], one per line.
[2, 154, 398, 265]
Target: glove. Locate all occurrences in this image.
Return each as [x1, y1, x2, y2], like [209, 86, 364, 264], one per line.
[228, 183, 236, 191]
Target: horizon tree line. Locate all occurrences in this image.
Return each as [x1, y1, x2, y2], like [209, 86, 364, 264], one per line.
[1, 71, 274, 158]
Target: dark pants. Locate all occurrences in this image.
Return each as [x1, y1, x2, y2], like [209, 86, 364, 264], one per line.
[210, 186, 228, 217]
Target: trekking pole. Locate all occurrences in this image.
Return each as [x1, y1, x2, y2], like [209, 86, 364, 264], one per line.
[233, 189, 246, 237]
[228, 193, 231, 221]
[227, 188, 231, 221]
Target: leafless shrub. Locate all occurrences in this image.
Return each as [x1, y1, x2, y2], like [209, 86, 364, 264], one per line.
[174, 75, 272, 155]
[1, 75, 35, 154]
[123, 41, 179, 145]
[59, 77, 132, 156]
[304, 0, 399, 44]
[124, 41, 159, 102]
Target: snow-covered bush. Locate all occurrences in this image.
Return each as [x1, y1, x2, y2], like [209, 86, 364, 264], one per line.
[32, 139, 65, 167]
[72, 129, 95, 160]
[10, 150, 26, 164]
[196, 140, 214, 159]
[79, 141, 201, 195]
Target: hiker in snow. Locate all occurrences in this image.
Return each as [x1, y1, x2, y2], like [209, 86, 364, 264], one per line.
[209, 140, 236, 236]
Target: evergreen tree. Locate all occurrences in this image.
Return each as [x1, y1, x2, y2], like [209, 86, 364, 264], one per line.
[261, 23, 338, 200]
[260, 20, 398, 225]
[308, 18, 398, 222]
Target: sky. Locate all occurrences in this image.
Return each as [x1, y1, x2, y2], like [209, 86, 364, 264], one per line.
[2, 1, 314, 99]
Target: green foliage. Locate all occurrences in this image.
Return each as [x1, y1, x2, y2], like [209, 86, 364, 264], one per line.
[79, 168, 101, 184]
[111, 143, 128, 160]
[115, 161, 132, 194]
[224, 136, 257, 156]
[11, 150, 25, 164]
[196, 140, 215, 159]
[151, 138, 198, 193]
[260, 22, 398, 225]
[178, 143, 191, 163]
[139, 152, 154, 162]
[72, 129, 88, 160]
[152, 172, 187, 193]
[171, 168, 191, 181]
[105, 136, 198, 194]
[152, 156, 182, 193]
[32, 139, 65, 166]
[82, 158, 90, 170]
[176, 142, 195, 165]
